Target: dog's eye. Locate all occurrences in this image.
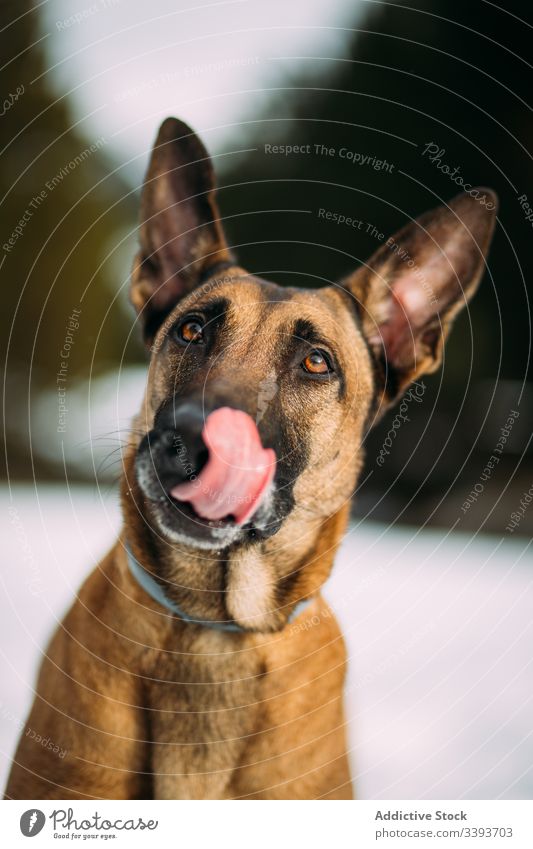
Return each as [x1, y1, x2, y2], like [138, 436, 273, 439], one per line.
[176, 318, 205, 345]
[301, 349, 333, 375]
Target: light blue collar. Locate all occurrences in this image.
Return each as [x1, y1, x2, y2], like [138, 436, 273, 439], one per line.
[125, 546, 313, 633]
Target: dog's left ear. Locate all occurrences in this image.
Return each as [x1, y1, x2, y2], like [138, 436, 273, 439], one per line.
[131, 117, 232, 343]
[341, 190, 498, 407]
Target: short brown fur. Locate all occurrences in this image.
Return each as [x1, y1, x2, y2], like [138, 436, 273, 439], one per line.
[6, 118, 497, 800]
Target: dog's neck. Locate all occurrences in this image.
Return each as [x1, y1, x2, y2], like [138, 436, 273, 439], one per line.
[123, 502, 350, 633]
[125, 544, 316, 632]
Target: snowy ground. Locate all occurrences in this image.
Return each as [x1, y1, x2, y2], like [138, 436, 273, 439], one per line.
[1, 485, 531, 799]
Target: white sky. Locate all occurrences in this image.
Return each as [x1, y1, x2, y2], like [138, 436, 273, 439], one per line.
[39, 0, 364, 183]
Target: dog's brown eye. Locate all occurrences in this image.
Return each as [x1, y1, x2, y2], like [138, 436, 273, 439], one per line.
[302, 349, 332, 375]
[177, 318, 205, 345]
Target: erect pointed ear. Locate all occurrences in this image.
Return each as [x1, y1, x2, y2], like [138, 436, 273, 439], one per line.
[130, 117, 232, 343]
[341, 190, 498, 408]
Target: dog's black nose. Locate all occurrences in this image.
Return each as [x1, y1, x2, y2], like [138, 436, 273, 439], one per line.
[157, 401, 210, 479]
[138, 401, 210, 495]
[166, 402, 209, 475]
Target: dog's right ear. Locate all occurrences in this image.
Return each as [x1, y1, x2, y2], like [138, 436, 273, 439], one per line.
[130, 117, 232, 344]
[341, 190, 498, 410]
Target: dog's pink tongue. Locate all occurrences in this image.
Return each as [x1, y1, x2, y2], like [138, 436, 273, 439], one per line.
[170, 407, 276, 524]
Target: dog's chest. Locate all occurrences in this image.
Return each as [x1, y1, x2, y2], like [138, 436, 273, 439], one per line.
[143, 630, 264, 799]
[143, 604, 349, 799]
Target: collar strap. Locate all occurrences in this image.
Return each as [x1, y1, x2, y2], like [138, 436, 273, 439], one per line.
[125, 546, 312, 633]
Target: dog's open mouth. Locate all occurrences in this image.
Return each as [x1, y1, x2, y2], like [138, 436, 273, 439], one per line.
[165, 497, 240, 529]
[170, 407, 276, 525]
[137, 406, 277, 544]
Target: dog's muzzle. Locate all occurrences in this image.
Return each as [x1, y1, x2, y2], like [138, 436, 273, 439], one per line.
[135, 398, 277, 542]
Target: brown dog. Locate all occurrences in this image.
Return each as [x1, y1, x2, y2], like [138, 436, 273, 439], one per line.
[5, 118, 497, 800]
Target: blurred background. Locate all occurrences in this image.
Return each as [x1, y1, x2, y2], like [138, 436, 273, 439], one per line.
[1, 0, 532, 532]
[1, 0, 532, 799]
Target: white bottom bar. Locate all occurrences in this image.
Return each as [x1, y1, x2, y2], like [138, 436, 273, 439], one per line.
[2, 800, 533, 848]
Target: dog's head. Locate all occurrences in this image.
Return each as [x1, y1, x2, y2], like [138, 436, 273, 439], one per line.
[124, 117, 496, 600]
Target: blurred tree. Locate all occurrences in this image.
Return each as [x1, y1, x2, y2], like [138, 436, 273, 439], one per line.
[2, 0, 530, 532]
[1, 0, 137, 478]
[218, 0, 533, 529]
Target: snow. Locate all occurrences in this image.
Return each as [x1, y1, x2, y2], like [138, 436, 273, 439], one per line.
[1, 485, 531, 798]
